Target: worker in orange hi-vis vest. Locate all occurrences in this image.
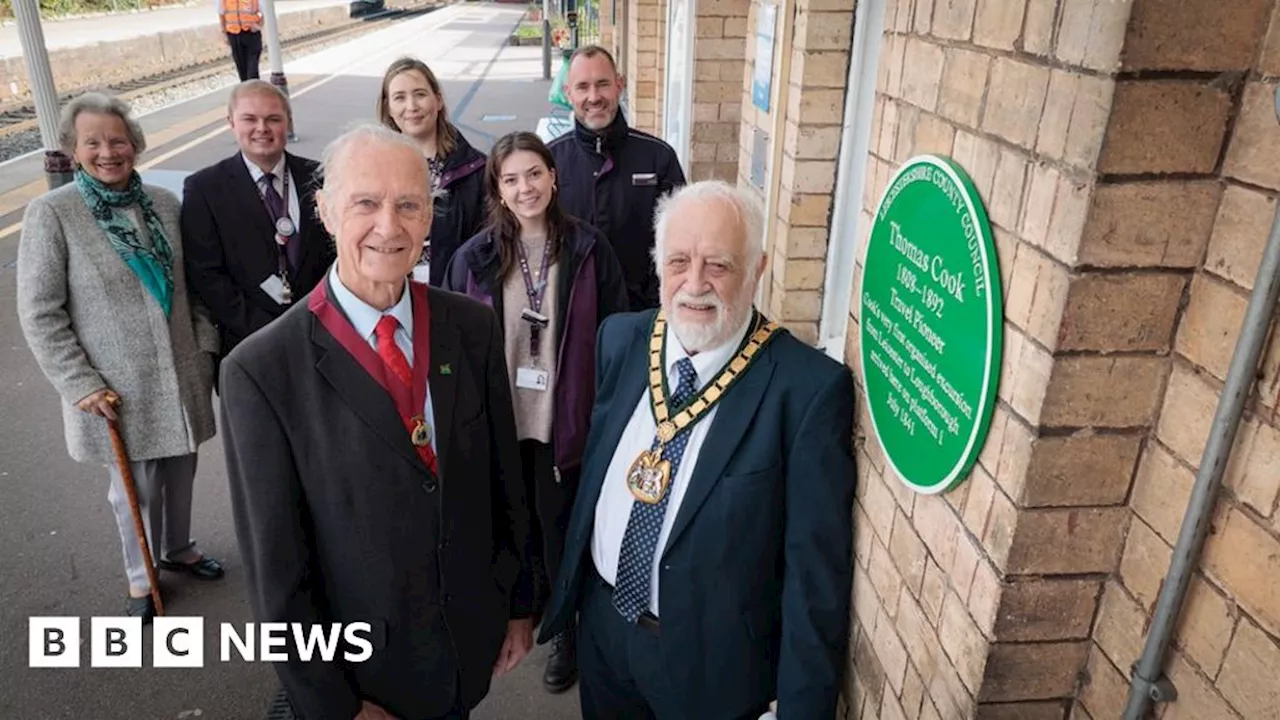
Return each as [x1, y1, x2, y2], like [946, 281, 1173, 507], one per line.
[218, 0, 263, 81]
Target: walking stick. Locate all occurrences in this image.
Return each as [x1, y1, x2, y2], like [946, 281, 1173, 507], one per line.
[105, 404, 165, 616]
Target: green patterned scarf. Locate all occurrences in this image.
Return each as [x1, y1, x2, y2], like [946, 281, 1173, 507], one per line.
[75, 169, 174, 317]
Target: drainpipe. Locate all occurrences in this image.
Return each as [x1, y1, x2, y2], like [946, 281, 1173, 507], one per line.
[1123, 84, 1280, 720]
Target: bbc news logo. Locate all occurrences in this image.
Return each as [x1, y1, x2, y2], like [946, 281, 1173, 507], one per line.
[29, 617, 374, 668]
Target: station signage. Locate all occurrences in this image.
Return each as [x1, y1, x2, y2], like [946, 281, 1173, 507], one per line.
[858, 155, 1003, 494]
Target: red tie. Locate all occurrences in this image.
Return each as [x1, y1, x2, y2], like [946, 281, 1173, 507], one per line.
[374, 315, 439, 475]
[375, 316, 412, 390]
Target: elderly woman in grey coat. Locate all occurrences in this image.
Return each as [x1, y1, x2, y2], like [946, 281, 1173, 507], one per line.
[16, 93, 224, 622]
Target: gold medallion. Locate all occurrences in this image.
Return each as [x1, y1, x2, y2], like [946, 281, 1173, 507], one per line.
[627, 449, 671, 504]
[656, 421, 677, 444]
[625, 310, 782, 504]
[411, 417, 432, 447]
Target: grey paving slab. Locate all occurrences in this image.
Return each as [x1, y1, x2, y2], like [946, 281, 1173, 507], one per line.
[0, 5, 581, 719]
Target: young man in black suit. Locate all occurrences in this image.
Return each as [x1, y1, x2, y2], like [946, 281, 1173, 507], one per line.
[182, 80, 334, 370]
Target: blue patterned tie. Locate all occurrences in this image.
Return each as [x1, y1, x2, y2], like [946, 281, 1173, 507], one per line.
[613, 357, 699, 623]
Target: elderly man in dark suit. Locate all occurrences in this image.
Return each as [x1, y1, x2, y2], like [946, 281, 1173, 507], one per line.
[182, 80, 334, 367]
[539, 180, 856, 720]
[219, 123, 534, 720]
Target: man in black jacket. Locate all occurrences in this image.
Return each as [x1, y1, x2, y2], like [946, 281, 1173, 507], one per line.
[221, 124, 534, 720]
[549, 45, 686, 311]
[183, 80, 334, 372]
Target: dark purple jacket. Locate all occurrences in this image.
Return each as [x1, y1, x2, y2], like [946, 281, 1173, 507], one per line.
[441, 218, 628, 473]
[427, 130, 487, 287]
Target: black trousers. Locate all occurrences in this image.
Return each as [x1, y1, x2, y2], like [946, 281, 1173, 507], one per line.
[520, 439, 579, 614]
[578, 569, 768, 720]
[227, 30, 262, 81]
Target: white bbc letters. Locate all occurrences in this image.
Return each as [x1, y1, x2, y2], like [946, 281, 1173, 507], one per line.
[153, 617, 205, 668]
[29, 617, 80, 668]
[91, 617, 142, 668]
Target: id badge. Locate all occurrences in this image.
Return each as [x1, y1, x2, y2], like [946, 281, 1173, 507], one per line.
[260, 274, 288, 305]
[516, 367, 550, 391]
[632, 172, 658, 187]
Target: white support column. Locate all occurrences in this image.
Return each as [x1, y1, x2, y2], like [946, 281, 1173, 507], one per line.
[260, 0, 297, 140]
[12, 0, 73, 187]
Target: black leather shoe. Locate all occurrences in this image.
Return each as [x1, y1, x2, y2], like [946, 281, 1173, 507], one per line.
[159, 555, 225, 580]
[542, 627, 578, 694]
[125, 595, 156, 624]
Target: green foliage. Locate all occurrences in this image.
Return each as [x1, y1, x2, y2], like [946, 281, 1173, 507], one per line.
[0, 0, 186, 20]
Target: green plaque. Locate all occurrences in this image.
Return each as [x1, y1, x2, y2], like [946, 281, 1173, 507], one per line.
[859, 155, 1003, 494]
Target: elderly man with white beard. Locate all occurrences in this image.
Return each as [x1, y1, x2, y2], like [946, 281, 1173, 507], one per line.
[537, 180, 857, 720]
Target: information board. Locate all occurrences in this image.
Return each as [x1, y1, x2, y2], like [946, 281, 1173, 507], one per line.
[858, 155, 1003, 494]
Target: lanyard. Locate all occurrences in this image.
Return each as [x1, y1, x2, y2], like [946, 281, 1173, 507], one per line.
[515, 238, 552, 357]
[261, 170, 294, 301]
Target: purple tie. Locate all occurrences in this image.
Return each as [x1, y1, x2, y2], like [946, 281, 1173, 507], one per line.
[261, 172, 300, 271]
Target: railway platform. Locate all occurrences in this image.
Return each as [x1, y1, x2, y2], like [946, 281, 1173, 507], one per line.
[0, 4, 579, 718]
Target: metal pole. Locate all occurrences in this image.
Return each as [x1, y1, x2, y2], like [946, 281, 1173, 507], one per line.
[260, 0, 297, 141]
[541, 0, 552, 81]
[1123, 85, 1280, 720]
[12, 0, 73, 189]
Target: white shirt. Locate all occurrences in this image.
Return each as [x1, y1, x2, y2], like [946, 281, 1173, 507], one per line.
[328, 265, 439, 458]
[242, 153, 300, 233]
[590, 315, 753, 617]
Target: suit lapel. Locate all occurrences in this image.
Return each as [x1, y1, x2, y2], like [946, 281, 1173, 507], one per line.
[427, 294, 460, 480]
[575, 324, 650, 535]
[225, 155, 277, 241]
[311, 313, 429, 474]
[662, 347, 776, 557]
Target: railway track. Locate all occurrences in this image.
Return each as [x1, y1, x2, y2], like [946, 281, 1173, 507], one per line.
[0, 2, 438, 141]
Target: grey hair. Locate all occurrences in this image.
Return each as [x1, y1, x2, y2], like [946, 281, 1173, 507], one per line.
[57, 92, 146, 155]
[651, 180, 766, 270]
[316, 123, 439, 223]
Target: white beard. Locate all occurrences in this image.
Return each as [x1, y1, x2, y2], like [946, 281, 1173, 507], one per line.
[667, 287, 752, 354]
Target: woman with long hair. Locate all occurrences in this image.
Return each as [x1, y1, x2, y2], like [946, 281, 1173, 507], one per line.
[377, 56, 486, 286]
[444, 131, 627, 694]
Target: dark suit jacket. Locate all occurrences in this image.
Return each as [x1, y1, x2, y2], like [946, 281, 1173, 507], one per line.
[540, 309, 856, 720]
[182, 152, 334, 358]
[220, 285, 530, 720]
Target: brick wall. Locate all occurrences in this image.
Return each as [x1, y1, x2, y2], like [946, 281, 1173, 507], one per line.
[843, 0, 1138, 716]
[1075, 0, 1280, 717]
[737, 0, 854, 345]
[627, 0, 668, 133]
[840, 0, 1280, 718]
[689, 0, 750, 180]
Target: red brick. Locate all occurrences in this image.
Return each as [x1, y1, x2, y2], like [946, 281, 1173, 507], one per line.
[1122, 0, 1271, 71]
[979, 642, 1090, 702]
[1021, 431, 1143, 508]
[994, 578, 1100, 642]
[1058, 273, 1187, 353]
[1006, 507, 1129, 575]
[1040, 356, 1170, 429]
[1098, 81, 1232, 175]
[1077, 181, 1221, 269]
